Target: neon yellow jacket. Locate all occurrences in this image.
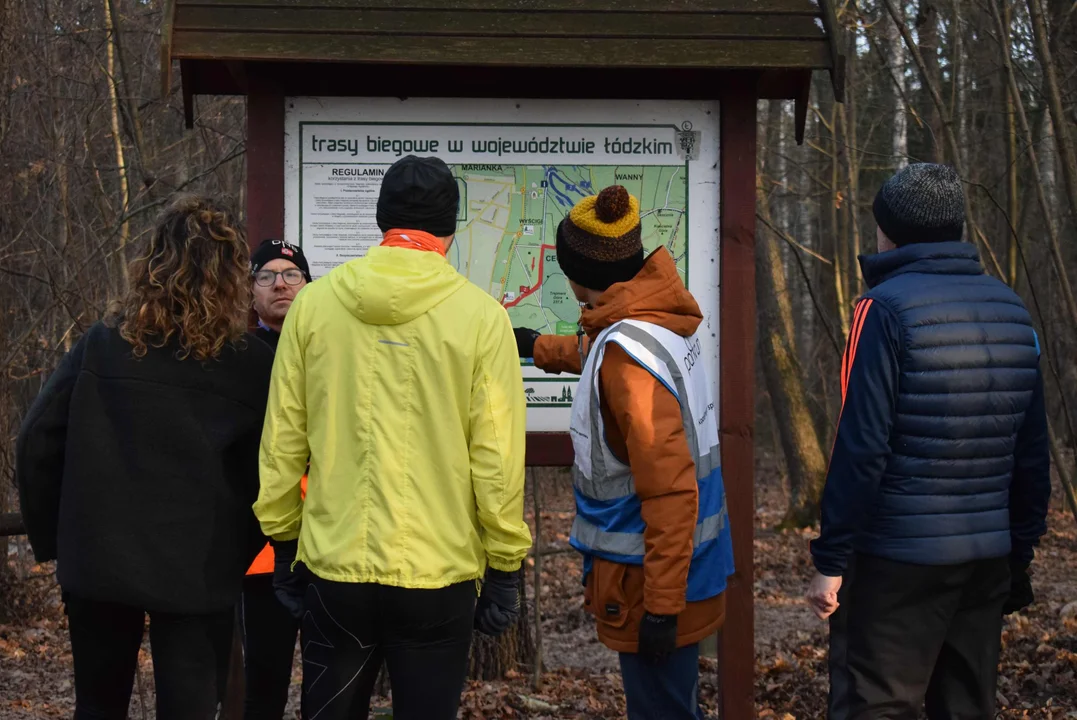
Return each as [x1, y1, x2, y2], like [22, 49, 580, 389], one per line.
[255, 245, 531, 587]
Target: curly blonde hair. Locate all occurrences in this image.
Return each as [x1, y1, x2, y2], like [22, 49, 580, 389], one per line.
[119, 194, 250, 361]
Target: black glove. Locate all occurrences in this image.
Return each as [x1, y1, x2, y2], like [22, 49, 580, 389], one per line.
[271, 539, 305, 620]
[513, 328, 542, 359]
[475, 568, 520, 636]
[1003, 560, 1034, 615]
[638, 612, 678, 664]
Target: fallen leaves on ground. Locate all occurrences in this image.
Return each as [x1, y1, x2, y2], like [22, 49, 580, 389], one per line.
[2, 466, 1074, 718]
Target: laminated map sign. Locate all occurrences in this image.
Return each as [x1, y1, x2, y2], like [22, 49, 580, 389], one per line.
[284, 98, 720, 432]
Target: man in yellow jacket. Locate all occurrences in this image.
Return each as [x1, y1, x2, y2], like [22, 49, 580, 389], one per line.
[254, 155, 532, 720]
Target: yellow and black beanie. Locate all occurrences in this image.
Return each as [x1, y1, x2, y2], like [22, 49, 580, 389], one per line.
[556, 185, 645, 292]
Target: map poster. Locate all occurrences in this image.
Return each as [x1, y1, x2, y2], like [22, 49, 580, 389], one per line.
[285, 98, 720, 432]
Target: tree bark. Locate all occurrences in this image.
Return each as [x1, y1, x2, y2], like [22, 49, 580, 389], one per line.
[882, 0, 982, 264]
[1027, 0, 1077, 231]
[952, 0, 968, 171]
[990, 0, 1077, 330]
[758, 104, 829, 527]
[915, 1, 945, 162]
[1002, 0, 1021, 287]
[830, 101, 850, 344]
[886, 2, 909, 167]
[839, 25, 863, 300]
[103, 0, 130, 287]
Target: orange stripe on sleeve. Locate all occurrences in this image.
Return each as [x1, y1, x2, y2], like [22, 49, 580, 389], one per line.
[841, 299, 874, 404]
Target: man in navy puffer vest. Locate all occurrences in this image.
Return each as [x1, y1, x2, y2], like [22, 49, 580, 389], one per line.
[805, 164, 1051, 720]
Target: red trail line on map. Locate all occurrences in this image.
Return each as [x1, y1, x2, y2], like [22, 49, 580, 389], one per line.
[503, 243, 555, 308]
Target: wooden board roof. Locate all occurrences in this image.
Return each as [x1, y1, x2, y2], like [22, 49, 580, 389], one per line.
[162, 0, 844, 97]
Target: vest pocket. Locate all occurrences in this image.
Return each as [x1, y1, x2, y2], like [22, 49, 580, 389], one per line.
[590, 559, 630, 630]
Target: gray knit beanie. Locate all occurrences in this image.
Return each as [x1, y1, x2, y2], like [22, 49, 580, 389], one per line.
[872, 163, 965, 246]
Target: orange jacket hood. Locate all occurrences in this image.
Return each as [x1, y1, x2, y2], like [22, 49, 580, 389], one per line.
[580, 248, 702, 338]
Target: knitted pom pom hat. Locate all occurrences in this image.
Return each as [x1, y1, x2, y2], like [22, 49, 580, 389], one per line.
[556, 185, 645, 292]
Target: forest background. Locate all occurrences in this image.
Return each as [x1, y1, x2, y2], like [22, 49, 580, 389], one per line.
[1, 1, 1075, 717]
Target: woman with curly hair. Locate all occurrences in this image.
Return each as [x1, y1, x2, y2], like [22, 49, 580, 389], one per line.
[15, 195, 275, 719]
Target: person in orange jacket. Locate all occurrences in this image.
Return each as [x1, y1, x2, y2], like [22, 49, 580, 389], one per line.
[243, 238, 311, 719]
[513, 186, 734, 719]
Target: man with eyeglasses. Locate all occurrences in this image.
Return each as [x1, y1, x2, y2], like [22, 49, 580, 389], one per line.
[250, 239, 312, 350]
[243, 237, 311, 718]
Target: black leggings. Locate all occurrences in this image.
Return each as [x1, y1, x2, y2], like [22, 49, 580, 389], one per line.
[241, 573, 300, 719]
[64, 593, 233, 720]
[301, 576, 476, 720]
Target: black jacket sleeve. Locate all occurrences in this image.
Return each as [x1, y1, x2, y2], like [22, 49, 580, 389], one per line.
[15, 336, 88, 562]
[1009, 362, 1050, 566]
[810, 298, 902, 577]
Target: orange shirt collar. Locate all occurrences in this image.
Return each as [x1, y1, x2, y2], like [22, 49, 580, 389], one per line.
[379, 229, 446, 256]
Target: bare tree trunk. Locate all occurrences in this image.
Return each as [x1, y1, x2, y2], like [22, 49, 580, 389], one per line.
[830, 101, 851, 343]
[1027, 0, 1077, 229]
[952, 0, 968, 171]
[756, 213, 829, 527]
[1040, 108, 1058, 218]
[990, 0, 1077, 330]
[1048, 423, 1077, 523]
[530, 469, 544, 690]
[882, 0, 983, 263]
[105, 0, 149, 187]
[1003, 0, 1021, 287]
[758, 104, 829, 527]
[886, 1, 909, 167]
[104, 0, 130, 287]
[840, 25, 863, 300]
[916, 1, 945, 162]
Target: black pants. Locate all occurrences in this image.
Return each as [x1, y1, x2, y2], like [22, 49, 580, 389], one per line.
[241, 574, 300, 719]
[829, 554, 1010, 720]
[301, 576, 476, 720]
[64, 593, 233, 720]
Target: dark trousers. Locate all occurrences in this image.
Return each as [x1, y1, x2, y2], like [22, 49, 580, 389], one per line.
[64, 593, 233, 720]
[618, 643, 703, 720]
[829, 554, 1010, 720]
[241, 574, 300, 719]
[301, 575, 476, 720]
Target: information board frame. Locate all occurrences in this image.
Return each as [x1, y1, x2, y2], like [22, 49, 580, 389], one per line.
[283, 97, 720, 434]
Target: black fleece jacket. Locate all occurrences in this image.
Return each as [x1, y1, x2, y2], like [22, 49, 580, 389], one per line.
[16, 322, 274, 613]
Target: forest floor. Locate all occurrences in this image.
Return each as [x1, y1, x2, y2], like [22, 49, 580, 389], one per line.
[2, 461, 1075, 719]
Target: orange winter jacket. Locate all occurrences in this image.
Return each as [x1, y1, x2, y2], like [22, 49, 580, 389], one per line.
[247, 475, 308, 575]
[533, 248, 726, 653]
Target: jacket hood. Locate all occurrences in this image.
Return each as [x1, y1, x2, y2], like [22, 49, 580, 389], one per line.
[859, 241, 983, 289]
[581, 247, 702, 338]
[329, 246, 468, 325]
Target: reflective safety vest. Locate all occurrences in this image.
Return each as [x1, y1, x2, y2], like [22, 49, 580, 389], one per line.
[568, 320, 734, 602]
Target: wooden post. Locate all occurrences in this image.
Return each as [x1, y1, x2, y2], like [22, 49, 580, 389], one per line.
[220, 73, 287, 719]
[718, 89, 758, 720]
[246, 75, 285, 250]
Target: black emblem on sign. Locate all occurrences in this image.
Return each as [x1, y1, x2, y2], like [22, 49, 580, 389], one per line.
[677, 120, 701, 161]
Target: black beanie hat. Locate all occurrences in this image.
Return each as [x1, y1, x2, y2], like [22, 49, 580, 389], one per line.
[251, 238, 311, 281]
[556, 185, 645, 292]
[872, 163, 965, 246]
[376, 155, 460, 237]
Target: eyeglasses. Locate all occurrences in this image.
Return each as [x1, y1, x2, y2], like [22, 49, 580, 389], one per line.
[253, 269, 306, 287]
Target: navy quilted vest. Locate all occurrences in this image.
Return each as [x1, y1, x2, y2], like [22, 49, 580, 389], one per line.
[858, 242, 1039, 565]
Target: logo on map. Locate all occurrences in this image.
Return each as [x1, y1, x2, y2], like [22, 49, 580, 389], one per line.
[677, 121, 701, 162]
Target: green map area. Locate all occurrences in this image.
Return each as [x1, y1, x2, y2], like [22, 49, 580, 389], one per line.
[448, 164, 688, 335]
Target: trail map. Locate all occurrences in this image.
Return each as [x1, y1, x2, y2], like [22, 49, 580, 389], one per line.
[450, 164, 687, 336]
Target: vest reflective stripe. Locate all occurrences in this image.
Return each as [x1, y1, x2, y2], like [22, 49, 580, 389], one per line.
[568, 320, 734, 602]
[568, 471, 728, 559]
